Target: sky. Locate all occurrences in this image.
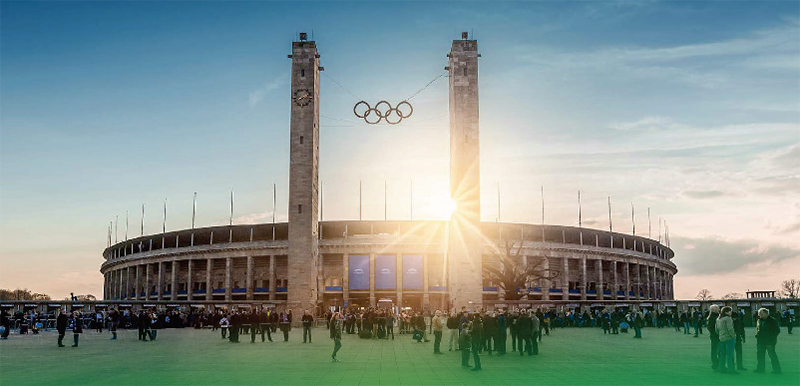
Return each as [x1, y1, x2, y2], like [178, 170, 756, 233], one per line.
[1, 1, 798, 300]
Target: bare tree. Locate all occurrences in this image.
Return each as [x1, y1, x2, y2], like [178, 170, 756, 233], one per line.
[696, 289, 713, 300]
[722, 292, 744, 300]
[482, 239, 559, 301]
[0, 288, 51, 301]
[781, 279, 799, 299]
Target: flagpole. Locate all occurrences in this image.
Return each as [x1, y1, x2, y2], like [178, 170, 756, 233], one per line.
[141, 204, 145, 236]
[410, 180, 413, 221]
[125, 211, 128, 241]
[647, 207, 651, 239]
[115, 215, 118, 243]
[384, 180, 387, 221]
[540, 186, 545, 242]
[657, 215, 662, 243]
[272, 183, 276, 224]
[578, 190, 582, 227]
[229, 189, 234, 226]
[359, 180, 362, 221]
[497, 182, 501, 223]
[631, 202, 635, 236]
[163, 199, 167, 234]
[192, 192, 197, 229]
[607, 196, 613, 233]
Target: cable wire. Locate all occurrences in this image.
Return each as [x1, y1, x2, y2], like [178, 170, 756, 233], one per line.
[406, 71, 447, 101]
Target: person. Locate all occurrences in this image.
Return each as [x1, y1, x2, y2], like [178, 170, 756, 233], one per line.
[250, 311, 261, 343]
[229, 312, 241, 343]
[259, 310, 272, 342]
[715, 307, 737, 374]
[386, 312, 395, 340]
[496, 311, 507, 355]
[469, 313, 483, 371]
[754, 308, 781, 374]
[280, 312, 291, 341]
[782, 310, 793, 335]
[108, 307, 120, 340]
[707, 305, 720, 371]
[633, 310, 644, 339]
[530, 311, 540, 355]
[460, 319, 473, 368]
[508, 311, 518, 352]
[56, 310, 68, 347]
[483, 312, 497, 355]
[432, 310, 445, 354]
[0, 310, 10, 339]
[219, 314, 230, 339]
[302, 310, 314, 343]
[330, 312, 342, 362]
[516, 310, 533, 356]
[148, 311, 158, 341]
[137, 311, 149, 341]
[95, 311, 104, 333]
[731, 311, 747, 371]
[70, 311, 83, 347]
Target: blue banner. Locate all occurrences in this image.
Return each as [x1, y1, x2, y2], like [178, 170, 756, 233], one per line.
[375, 255, 396, 290]
[403, 255, 423, 290]
[349, 254, 370, 290]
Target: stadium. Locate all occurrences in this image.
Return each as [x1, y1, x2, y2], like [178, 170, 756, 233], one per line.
[100, 33, 677, 315]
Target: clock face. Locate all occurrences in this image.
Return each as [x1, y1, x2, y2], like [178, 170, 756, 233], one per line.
[293, 89, 312, 106]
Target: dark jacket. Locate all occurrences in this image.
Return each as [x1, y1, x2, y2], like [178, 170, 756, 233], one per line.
[483, 315, 497, 335]
[71, 316, 83, 334]
[56, 313, 68, 333]
[517, 314, 533, 335]
[707, 312, 719, 339]
[755, 316, 780, 346]
[497, 314, 506, 334]
[446, 316, 459, 330]
[302, 314, 314, 327]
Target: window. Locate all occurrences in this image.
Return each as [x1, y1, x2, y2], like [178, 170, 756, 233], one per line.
[301, 69, 305, 77]
[299, 204, 302, 214]
[463, 67, 467, 76]
[299, 135, 304, 144]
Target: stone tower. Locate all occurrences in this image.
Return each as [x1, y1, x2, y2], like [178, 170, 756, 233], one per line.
[447, 33, 483, 311]
[287, 34, 320, 318]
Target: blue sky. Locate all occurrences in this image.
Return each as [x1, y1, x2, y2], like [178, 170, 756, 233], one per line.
[1, 1, 798, 299]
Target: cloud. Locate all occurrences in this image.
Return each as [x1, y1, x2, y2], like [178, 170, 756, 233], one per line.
[671, 236, 800, 276]
[681, 190, 726, 199]
[249, 76, 286, 107]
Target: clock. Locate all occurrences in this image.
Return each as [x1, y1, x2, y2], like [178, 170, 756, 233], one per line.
[293, 88, 312, 106]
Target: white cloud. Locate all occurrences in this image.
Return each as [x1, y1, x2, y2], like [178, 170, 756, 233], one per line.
[249, 75, 286, 107]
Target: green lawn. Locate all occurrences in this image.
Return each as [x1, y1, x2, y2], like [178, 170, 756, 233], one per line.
[0, 326, 797, 386]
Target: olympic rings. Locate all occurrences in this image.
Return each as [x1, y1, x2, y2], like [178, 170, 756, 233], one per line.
[353, 100, 414, 124]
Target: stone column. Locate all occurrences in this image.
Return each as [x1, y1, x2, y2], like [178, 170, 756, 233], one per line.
[205, 258, 213, 301]
[157, 262, 164, 301]
[369, 253, 376, 307]
[612, 261, 619, 299]
[171, 261, 178, 301]
[395, 254, 403, 310]
[562, 257, 570, 299]
[625, 262, 631, 300]
[269, 256, 276, 301]
[145, 264, 151, 299]
[645, 265, 651, 299]
[636, 263, 642, 300]
[542, 256, 550, 301]
[246, 256, 254, 301]
[422, 254, 430, 309]
[225, 257, 232, 302]
[126, 267, 131, 299]
[580, 257, 587, 301]
[134, 265, 141, 300]
[118, 269, 124, 300]
[187, 259, 194, 301]
[597, 260, 604, 300]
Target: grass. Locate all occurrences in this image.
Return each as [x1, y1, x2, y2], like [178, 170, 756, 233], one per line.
[0, 326, 797, 386]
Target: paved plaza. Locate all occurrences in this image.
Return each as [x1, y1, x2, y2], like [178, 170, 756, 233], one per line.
[0, 326, 797, 386]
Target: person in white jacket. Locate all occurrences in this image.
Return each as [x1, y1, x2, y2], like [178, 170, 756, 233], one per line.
[219, 315, 230, 339]
[715, 306, 737, 374]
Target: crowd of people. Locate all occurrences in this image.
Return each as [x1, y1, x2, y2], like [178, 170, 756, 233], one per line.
[0, 303, 792, 376]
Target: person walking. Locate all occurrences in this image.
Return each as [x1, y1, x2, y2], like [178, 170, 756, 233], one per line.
[56, 310, 67, 347]
[330, 312, 343, 362]
[716, 307, 738, 374]
[707, 305, 721, 371]
[219, 314, 230, 339]
[731, 311, 747, 371]
[70, 312, 83, 347]
[460, 319, 473, 368]
[483, 312, 497, 355]
[108, 307, 120, 340]
[446, 312, 459, 351]
[496, 311, 507, 355]
[432, 310, 445, 354]
[754, 308, 782, 374]
[633, 310, 644, 339]
[386, 312, 395, 340]
[302, 310, 314, 343]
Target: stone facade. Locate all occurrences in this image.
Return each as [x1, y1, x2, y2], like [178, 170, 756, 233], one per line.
[287, 39, 321, 318]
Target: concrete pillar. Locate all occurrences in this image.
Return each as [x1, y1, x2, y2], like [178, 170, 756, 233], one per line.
[625, 262, 631, 300]
[157, 262, 164, 301]
[597, 260, 604, 299]
[187, 259, 194, 301]
[447, 34, 483, 311]
[341, 254, 349, 308]
[205, 258, 213, 301]
[118, 269, 123, 300]
[423, 254, 430, 309]
[171, 261, 178, 301]
[287, 36, 321, 318]
[369, 253, 376, 307]
[580, 257, 587, 301]
[126, 267, 131, 299]
[542, 256, 550, 301]
[636, 263, 642, 300]
[134, 265, 141, 300]
[145, 263, 151, 299]
[225, 257, 232, 302]
[612, 261, 619, 299]
[246, 255, 254, 301]
[395, 254, 402, 310]
[645, 265, 651, 299]
[269, 256, 276, 301]
[562, 257, 570, 299]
